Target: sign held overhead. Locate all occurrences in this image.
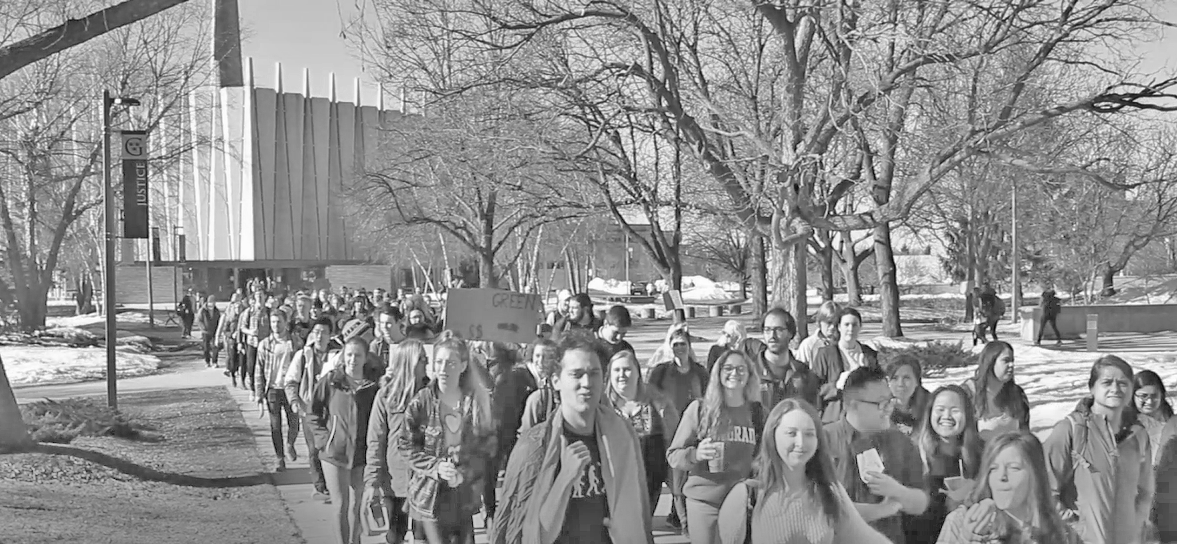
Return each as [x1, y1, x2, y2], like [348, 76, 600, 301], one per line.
[444, 288, 544, 345]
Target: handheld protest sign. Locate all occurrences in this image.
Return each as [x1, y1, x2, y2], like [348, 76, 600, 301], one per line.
[444, 288, 543, 345]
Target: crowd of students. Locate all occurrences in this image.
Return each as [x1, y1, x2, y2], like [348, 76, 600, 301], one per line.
[198, 283, 1177, 544]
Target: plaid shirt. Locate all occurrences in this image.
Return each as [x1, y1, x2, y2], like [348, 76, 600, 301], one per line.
[238, 306, 270, 347]
[256, 335, 295, 397]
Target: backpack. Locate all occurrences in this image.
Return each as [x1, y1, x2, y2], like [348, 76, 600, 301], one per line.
[1058, 413, 1088, 510]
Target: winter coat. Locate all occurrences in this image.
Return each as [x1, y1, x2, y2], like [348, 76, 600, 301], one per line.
[810, 342, 879, 423]
[493, 365, 541, 461]
[1043, 398, 1154, 544]
[1153, 423, 1177, 542]
[394, 385, 496, 521]
[309, 369, 380, 469]
[364, 380, 428, 498]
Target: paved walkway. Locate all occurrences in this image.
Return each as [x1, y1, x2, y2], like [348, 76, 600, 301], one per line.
[227, 382, 690, 544]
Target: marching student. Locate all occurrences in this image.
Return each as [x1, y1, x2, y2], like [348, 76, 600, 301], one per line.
[396, 332, 496, 543]
[717, 399, 891, 544]
[310, 337, 382, 544]
[255, 310, 300, 471]
[518, 339, 561, 432]
[824, 366, 928, 544]
[796, 300, 841, 365]
[1044, 355, 1152, 544]
[887, 356, 931, 436]
[196, 294, 221, 368]
[217, 291, 247, 386]
[596, 305, 635, 358]
[937, 432, 1080, 544]
[365, 340, 431, 544]
[666, 350, 763, 544]
[284, 317, 335, 501]
[906, 385, 983, 543]
[493, 336, 652, 544]
[1128, 369, 1172, 463]
[962, 341, 1030, 442]
[607, 350, 679, 514]
[811, 308, 879, 423]
[751, 308, 820, 410]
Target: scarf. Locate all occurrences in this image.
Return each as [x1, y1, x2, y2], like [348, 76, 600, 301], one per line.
[516, 404, 653, 544]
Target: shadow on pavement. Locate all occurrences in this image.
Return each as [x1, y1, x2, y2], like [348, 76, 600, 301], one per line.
[30, 442, 277, 488]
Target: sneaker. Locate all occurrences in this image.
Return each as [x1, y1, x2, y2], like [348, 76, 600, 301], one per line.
[313, 490, 331, 503]
[276, 459, 286, 472]
[666, 512, 681, 530]
[287, 444, 299, 462]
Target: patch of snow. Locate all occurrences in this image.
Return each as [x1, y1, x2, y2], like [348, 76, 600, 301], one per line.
[2, 346, 161, 387]
[48, 312, 150, 329]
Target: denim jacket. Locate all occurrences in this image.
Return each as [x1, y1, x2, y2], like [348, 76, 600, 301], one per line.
[395, 385, 497, 520]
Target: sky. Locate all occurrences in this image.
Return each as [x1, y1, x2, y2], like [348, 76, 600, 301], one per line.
[240, 0, 1177, 100]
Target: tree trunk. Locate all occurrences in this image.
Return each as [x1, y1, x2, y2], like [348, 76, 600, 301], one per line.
[772, 242, 808, 342]
[842, 239, 863, 306]
[0, 356, 33, 451]
[817, 235, 835, 302]
[479, 250, 497, 289]
[750, 231, 768, 316]
[1100, 266, 1118, 297]
[874, 223, 903, 337]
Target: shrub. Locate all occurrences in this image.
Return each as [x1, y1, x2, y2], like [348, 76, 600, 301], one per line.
[18, 397, 143, 444]
[878, 341, 977, 378]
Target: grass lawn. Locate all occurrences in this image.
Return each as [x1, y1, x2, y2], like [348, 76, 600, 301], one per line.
[0, 387, 303, 544]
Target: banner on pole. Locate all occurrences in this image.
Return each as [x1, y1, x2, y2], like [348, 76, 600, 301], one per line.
[444, 288, 544, 345]
[121, 130, 149, 239]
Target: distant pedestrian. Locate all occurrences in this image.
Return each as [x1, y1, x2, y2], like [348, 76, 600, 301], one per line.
[1036, 288, 1063, 346]
[796, 300, 841, 365]
[217, 292, 246, 386]
[963, 341, 1029, 442]
[196, 295, 221, 368]
[239, 290, 271, 399]
[178, 288, 195, 338]
[553, 293, 600, 340]
[518, 339, 560, 433]
[810, 308, 879, 423]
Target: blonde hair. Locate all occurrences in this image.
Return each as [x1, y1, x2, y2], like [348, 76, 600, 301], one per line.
[698, 350, 761, 438]
[381, 340, 426, 411]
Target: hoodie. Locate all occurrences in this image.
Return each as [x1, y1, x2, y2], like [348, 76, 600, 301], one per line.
[1043, 398, 1153, 544]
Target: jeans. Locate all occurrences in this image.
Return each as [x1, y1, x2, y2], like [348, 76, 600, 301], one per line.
[1038, 314, 1061, 343]
[201, 333, 219, 366]
[481, 456, 498, 521]
[181, 314, 194, 337]
[685, 498, 720, 544]
[642, 435, 669, 515]
[266, 389, 299, 459]
[244, 343, 259, 392]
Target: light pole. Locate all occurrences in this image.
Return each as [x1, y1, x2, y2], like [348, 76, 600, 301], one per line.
[103, 90, 140, 409]
[1011, 182, 1020, 324]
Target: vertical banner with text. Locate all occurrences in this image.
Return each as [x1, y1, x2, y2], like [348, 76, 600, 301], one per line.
[121, 130, 149, 239]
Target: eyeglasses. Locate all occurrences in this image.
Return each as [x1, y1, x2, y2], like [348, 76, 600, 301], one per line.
[721, 366, 748, 376]
[858, 397, 896, 410]
[1135, 392, 1161, 402]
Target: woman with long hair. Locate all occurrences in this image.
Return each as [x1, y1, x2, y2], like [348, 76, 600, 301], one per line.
[395, 332, 496, 544]
[963, 341, 1030, 441]
[667, 350, 763, 544]
[886, 355, 930, 436]
[310, 337, 382, 544]
[907, 385, 984, 543]
[518, 339, 561, 432]
[364, 340, 430, 544]
[1044, 355, 1153, 544]
[1128, 369, 1171, 463]
[937, 432, 1079, 544]
[717, 399, 889, 544]
[608, 350, 680, 515]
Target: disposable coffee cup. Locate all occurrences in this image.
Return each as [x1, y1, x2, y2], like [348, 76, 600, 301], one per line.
[708, 442, 726, 473]
[943, 476, 968, 492]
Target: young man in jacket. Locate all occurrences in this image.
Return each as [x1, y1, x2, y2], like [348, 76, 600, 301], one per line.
[283, 317, 334, 500]
[493, 336, 654, 544]
[196, 295, 222, 368]
[753, 307, 820, 408]
[217, 292, 246, 386]
[256, 310, 299, 471]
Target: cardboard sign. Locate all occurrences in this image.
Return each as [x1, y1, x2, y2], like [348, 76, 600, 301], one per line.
[662, 290, 684, 312]
[121, 130, 149, 239]
[444, 288, 544, 345]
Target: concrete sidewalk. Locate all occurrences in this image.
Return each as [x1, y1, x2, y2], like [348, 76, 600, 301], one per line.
[227, 383, 689, 544]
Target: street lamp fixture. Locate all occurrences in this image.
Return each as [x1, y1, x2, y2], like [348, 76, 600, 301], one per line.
[103, 90, 139, 409]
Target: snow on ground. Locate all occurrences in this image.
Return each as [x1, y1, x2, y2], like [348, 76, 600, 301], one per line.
[877, 338, 1177, 438]
[49, 312, 150, 329]
[3, 346, 161, 387]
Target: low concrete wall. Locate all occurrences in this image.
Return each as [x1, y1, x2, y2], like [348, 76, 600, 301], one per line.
[1019, 304, 1177, 341]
